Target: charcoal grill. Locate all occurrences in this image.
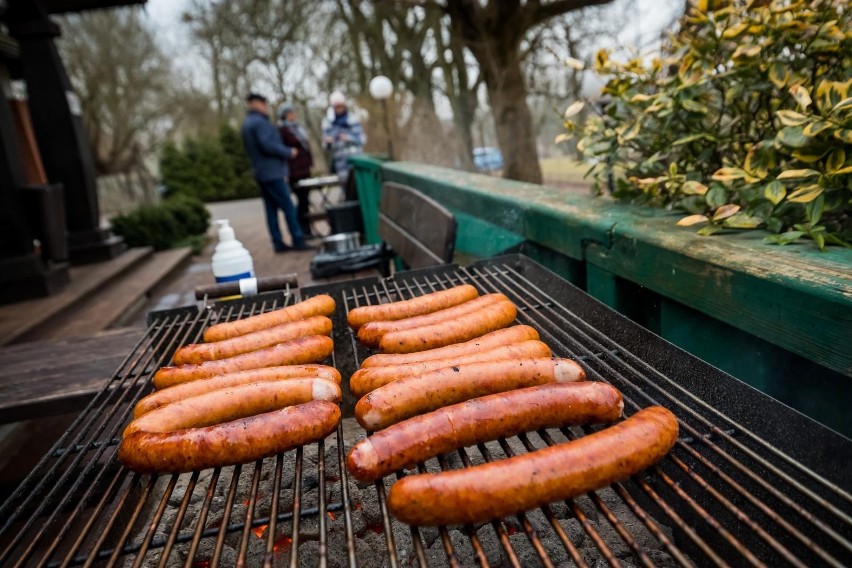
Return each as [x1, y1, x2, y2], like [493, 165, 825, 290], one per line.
[0, 253, 850, 567]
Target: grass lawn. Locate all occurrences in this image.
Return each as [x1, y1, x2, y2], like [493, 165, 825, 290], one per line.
[540, 156, 590, 184]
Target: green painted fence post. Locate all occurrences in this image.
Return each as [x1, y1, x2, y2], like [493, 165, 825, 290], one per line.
[349, 155, 387, 245]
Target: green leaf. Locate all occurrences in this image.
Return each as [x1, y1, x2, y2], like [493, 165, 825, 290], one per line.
[791, 147, 829, 163]
[681, 99, 708, 114]
[768, 62, 790, 89]
[712, 204, 740, 221]
[681, 181, 709, 195]
[677, 214, 709, 226]
[763, 231, 804, 245]
[833, 129, 852, 144]
[618, 120, 641, 142]
[811, 231, 825, 251]
[803, 120, 832, 137]
[825, 149, 846, 173]
[776, 126, 812, 149]
[807, 194, 825, 226]
[697, 225, 722, 236]
[723, 213, 764, 229]
[776, 110, 809, 127]
[763, 180, 786, 204]
[706, 186, 728, 208]
[711, 167, 747, 182]
[776, 169, 820, 181]
[789, 85, 812, 110]
[832, 97, 852, 113]
[673, 133, 711, 146]
[834, 165, 852, 175]
[787, 184, 823, 203]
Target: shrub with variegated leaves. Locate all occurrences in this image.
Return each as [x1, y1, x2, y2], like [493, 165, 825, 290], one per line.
[564, 0, 851, 249]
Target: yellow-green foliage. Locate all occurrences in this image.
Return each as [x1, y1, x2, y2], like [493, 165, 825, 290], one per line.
[567, 0, 851, 249]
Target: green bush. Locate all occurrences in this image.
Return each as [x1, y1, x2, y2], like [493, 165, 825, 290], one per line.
[160, 124, 257, 202]
[110, 195, 210, 251]
[565, 0, 851, 249]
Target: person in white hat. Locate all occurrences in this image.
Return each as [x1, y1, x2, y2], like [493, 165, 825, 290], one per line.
[322, 91, 365, 188]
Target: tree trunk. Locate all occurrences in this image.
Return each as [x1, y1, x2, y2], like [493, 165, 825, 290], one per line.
[482, 55, 542, 184]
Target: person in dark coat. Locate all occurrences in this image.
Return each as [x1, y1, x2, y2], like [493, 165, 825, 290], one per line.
[240, 93, 311, 252]
[277, 103, 316, 238]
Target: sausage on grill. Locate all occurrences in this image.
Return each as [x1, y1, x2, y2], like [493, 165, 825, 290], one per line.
[354, 358, 585, 431]
[124, 378, 341, 438]
[204, 294, 335, 342]
[350, 340, 552, 398]
[347, 284, 479, 330]
[378, 300, 518, 354]
[357, 294, 508, 348]
[152, 335, 334, 389]
[118, 401, 341, 474]
[348, 382, 624, 482]
[387, 406, 679, 526]
[134, 365, 341, 418]
[173, 316, 332, 365]
[360, 325, 540, 368]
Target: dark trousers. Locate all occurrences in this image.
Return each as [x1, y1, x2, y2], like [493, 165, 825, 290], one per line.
[257, 177, 304, 250]
[291, 176, 312, 235]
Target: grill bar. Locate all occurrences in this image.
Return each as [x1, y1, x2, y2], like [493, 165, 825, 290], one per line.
[2, 254, 850, 566]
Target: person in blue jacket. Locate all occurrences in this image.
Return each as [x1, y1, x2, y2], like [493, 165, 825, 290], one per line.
[241, 93, 312, 252]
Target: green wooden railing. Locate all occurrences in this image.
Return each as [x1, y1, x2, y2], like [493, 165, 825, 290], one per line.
[350, 156, 852, 438]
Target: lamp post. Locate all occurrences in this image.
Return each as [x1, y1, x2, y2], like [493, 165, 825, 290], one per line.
[369, 75, 394, 160]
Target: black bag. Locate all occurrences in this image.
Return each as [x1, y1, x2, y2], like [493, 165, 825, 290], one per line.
[309, 244, 385, 278]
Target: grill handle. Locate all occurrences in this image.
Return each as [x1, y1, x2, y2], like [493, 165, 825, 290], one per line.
[194, 273, 299, 300]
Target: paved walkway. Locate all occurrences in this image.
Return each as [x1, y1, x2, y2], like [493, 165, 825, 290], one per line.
[135, 197, 377, 320]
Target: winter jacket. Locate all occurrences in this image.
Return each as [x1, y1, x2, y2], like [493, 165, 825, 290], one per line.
[241, 109, 293, 182]
[321, 108, 365, 177]
[278, 122, 314, 180]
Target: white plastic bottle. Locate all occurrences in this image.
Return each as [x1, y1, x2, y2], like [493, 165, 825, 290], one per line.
[211, 219, 255, 283]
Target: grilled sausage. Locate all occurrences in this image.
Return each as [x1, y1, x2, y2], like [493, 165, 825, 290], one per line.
[173, 316, 332, 365]
[387, 406, 679, 526]
[153, 335, 334, 389]
[350, 340, 552, 398]
[118, 401, 341, 474]
[359, 325, 540, 368]
[124, 379, 341, 438]
[204, 294, 335, 342]
[357, 294, 508, 348]
[354, 358, 585, 431]
[347, 284, 479, 330]
[134, 365, 341, 418]
[378, 300, 518, 354]
[348, 382, 624, 482]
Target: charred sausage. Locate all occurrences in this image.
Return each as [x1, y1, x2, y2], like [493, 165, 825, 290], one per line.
[152, 335, 334, 389]
[134, 365, 341, 418]
[204, 294, 335, 342]
[118, 401, 341, 474]
[387, 406, 679, 526]
[357, 294, 508, 348]
[378, 300, 518, 354]
[354, 358, 586, 431]
[350, 340, 552, 398]
[359, 325, 540, 368]
[124, 378, 341, 438]
[347, 285, 479, 330]
[173, 316, 332, 365]
[348, 382, 624, 482]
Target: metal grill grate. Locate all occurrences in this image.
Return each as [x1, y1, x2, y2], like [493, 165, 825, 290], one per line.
[0, 254, 850, 567]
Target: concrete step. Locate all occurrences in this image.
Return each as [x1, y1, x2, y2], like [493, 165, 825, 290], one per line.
[0, 247, 153, 346]
[35, 247, 193, 342]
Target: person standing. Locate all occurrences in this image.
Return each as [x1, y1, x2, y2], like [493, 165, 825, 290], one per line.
[322, 91, 365, 189]
[241, 93, 312, 252]
[277, 103, 316, 238]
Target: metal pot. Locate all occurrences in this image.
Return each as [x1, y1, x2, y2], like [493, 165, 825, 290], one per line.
[320, 232, 361, 254]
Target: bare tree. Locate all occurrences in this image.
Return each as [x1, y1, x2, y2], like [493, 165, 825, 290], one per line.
[424, 0, 612, 183]
[59, 8, 176, 178]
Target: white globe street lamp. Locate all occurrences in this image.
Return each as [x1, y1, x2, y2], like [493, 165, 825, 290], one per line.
[369, 75, 394, 159]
